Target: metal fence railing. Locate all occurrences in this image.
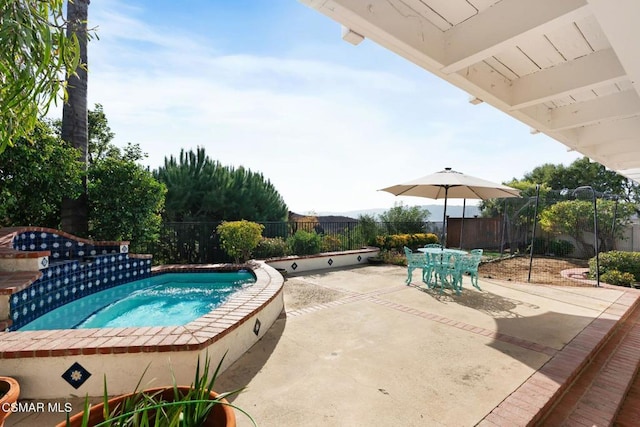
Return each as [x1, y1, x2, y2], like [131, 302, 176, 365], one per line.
[134, 220, 442, 264]
[133, 194, 638, 287]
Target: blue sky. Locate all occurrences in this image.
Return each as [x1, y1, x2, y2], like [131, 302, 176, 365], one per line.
[73, 0, 583, 215]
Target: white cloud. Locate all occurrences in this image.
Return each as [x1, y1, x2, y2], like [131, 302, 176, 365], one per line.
[71, 1, 584, 214]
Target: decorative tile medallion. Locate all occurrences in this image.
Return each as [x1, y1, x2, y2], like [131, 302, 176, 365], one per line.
[327, 258, 333, 266]
[253, 318, 261, 336]
[62, 362, 92, 389]
[291, 262, 298, 270]
[357, 255, 362, 262]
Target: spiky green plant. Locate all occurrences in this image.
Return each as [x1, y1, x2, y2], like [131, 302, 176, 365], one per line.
[67, 352, 255, 426]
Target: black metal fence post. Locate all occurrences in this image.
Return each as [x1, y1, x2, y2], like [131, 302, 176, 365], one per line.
[528, 185, 540, 283]
[573, 186, 600, 287]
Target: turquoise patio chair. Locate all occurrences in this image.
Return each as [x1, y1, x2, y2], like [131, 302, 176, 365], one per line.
[431, 252, 463, 295]
[461, 249, 483, 290]
[403, 246, 428, 285]
[422, 250, 441, 288]
[423, 243, 442, 249]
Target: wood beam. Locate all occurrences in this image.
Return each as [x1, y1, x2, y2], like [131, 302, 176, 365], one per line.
[521, 90, 640, 131]
[341, 26, 364, 45]
[618, 168, 640, 182]
[572, 116, 640, 148]
[590, 139, 640, 157]
[510, 49, 627, 109]
[300, 0, 446, 68]
[588, 0, 640, 97]
[441, 0, 590, 73]
[600, 150, 640, 170]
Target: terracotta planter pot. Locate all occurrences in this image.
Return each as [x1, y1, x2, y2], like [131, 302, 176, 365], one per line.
[58, 386, 236, 427]
[0, 376, 20, 427]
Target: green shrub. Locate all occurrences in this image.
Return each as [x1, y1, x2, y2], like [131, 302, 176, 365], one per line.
[253, 237, 288, 259]
[600, 270, 636, 287]
[287, 230, 322, 255]
[216, 220, 264, 263]
[321, 234, 342, 252]
[590, 251, 640, 281]
[548, 239, 574, 257]
[373, 233, 439, 251]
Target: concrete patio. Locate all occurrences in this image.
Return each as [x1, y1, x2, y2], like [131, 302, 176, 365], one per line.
[214, 265, 639, 426]
[7, 264, 640, 426]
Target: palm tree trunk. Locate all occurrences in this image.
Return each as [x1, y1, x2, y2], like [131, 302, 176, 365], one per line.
[61, 0, 90, 236]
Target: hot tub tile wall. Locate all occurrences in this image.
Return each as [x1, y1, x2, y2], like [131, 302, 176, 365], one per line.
[8, 254, 152, 330]
[11, 230, 125, 261]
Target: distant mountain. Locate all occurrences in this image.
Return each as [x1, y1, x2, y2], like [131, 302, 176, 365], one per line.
[289, 212, 357, 223]
[316, 205, 481, 222]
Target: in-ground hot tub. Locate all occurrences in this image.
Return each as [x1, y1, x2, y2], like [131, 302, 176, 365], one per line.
[18, 271, 256, 330]
[0, 262, 284, 399]
[0, 227, 284, 399]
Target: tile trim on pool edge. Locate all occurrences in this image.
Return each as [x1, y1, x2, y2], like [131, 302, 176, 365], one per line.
[0, 262, 283, 358]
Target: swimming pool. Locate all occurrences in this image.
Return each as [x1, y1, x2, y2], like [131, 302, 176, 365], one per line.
[19, 272, 255, 330]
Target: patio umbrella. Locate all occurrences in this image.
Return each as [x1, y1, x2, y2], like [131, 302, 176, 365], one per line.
[379, 168, 520, 247]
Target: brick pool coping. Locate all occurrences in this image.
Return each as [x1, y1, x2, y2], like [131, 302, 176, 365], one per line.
[0, 262, 283, 359]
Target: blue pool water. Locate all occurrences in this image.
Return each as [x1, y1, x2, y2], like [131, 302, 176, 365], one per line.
[18, 272, 255, 330]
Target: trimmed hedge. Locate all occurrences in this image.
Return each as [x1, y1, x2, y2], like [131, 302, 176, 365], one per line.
[589, 251, 640, 285]
[373, 233, 439, 252]
[600, 270, 635, 287]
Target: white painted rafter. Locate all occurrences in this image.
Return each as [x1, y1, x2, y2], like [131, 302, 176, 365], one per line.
[592, 139, 640, 157]
[299, 0, 640, 183]
[341, 26, 364, 45]
[573, 116, 640, 148]
[619, 168, 640, 181]
[600, 150, 640, 170]
[588, 0, 640, 96]
[441, 0, 591, 73]
[521, 90, 640, 131]
[300, 0, 446, 68]
[510, 49, 627, 110]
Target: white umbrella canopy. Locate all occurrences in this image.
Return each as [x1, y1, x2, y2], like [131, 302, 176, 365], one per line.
[379, 168, 521, 246]
[379, 168, 521, 200]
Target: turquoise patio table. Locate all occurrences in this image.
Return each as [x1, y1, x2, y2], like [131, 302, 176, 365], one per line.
[417, 247, 469, 293]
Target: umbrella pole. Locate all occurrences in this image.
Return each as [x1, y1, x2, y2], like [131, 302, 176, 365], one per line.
[460, 199, 466, 249]
[441, 186, 449, 248]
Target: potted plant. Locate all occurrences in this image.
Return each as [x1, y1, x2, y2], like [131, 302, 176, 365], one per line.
[0, 376, 20, 427]
[59, 353, 253, 427]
